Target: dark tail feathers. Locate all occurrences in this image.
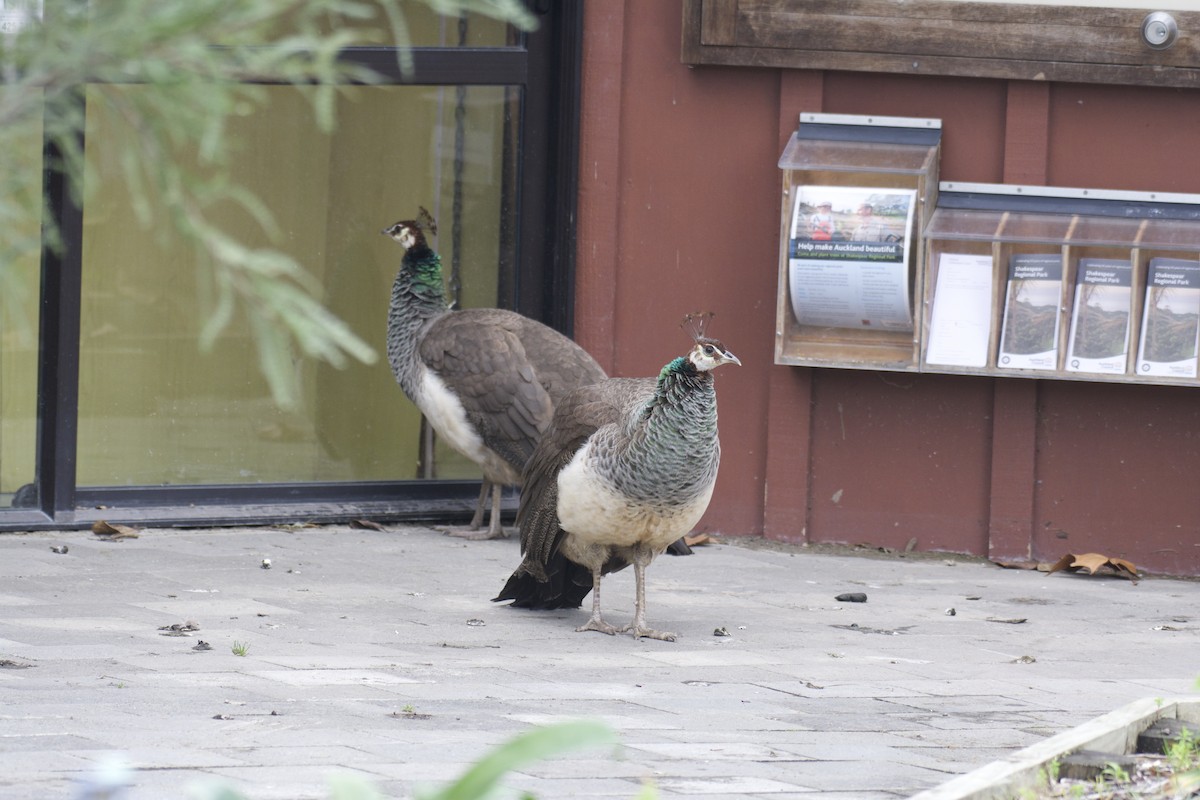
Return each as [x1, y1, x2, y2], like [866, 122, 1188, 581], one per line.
[493, 537, 691, 609]
[492, 557, 593, 610]
[666, 537, 692, 556]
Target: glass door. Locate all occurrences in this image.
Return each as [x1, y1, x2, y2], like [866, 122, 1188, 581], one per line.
[0, 91, 42, 513]
[0, 2, 583, 528]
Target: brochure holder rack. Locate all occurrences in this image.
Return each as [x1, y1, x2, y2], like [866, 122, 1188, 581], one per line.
[775, 113, 941, 372]
[922, 183, 1200, 386]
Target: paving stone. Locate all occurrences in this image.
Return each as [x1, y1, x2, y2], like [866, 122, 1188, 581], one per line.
[0, 525, 1196, 799]
[655, 775, 814, 794]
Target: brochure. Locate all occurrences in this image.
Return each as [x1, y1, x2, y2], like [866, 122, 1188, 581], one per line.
[997, 253, 1063, 370]
[1137, 257, 1200, 378]
[1065, 258, 1132, 375]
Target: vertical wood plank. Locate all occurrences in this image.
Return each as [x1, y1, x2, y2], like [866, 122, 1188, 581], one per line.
[763, 69, 825, 543]
[763, 366, 813, 542]
[987, 379, 1038, 562]
[988, 80, 1050, 563]
[575, 0, 628, 374]
[680, 0, 704, 63]
[1003, 81, 1050, 186]
[777, 70, 824, 149]
[700, 0, 739, 46]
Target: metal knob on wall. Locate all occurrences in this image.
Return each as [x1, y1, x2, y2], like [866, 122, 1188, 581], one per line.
[1141, 11, 1179, 50]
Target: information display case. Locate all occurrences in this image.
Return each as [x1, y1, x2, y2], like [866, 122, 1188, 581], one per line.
[922, 183, 1200, 386]
[775, 113, 941, 372]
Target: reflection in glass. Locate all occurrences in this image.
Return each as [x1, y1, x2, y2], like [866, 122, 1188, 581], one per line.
[77, 84, 519, 487]
[0, 92, 42, 509]
[283, 2, 517, 48]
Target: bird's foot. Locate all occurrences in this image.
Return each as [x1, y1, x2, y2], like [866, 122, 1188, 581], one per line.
[436, 525, 509, 541]
[575, 617, 620, 636]
[621, 624, 677, 642]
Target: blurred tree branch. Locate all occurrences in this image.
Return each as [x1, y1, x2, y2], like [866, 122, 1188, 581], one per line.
[0, 0, 536, 408]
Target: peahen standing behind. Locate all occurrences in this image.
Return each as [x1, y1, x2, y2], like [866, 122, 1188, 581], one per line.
[382, 209, 607, 539]
[494, 317, 739, 640]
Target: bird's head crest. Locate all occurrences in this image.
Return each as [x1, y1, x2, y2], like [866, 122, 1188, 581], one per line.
[677, 312, 741, 372]
[680, 312, 715, 344]
[416, 206, 438, 237]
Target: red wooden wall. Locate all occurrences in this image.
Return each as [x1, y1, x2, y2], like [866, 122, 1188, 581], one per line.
[574, 2, 1200, 576]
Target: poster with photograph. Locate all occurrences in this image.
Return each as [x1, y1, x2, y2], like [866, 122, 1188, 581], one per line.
[787, 186, 916, 331]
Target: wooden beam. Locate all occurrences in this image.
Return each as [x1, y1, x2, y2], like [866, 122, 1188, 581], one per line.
[763, 69, 824, 543]
[986, 80, 1051, 565]
[575, 0, 628, 374]
[682, 1, 1200, 89]
[700, 0, 739, 46]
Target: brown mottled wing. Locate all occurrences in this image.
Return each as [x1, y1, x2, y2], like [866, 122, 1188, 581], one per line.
[510, 316, 607, 403]
[494, 376, 689, 608]
[517, 378, 652, 572]
[420, 310, 555, 473]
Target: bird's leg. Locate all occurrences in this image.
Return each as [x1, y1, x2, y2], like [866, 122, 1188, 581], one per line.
[468, 480, 490, 530]
[485, 481, 505, 539]
[575, 565, 619, 636]
[441, 480, 508, 540]
[621, 546, 676, 642]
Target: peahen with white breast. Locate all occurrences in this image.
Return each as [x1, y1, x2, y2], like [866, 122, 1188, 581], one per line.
[382, 209, 608, 540]
[494, 316, 740, 641]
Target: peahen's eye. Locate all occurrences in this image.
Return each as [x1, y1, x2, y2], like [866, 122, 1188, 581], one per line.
[703, 345, 715, 355]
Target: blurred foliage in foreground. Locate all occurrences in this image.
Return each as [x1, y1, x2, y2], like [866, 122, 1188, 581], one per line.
[181, 720, 649, 800]
[0, 0, 535, 408]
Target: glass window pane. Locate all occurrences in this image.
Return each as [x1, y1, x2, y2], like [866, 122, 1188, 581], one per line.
[76, 84, 519, 487]
[279, 3, 518, 48]
[378, 2, 518, 47]
[0, 90, 42, 509]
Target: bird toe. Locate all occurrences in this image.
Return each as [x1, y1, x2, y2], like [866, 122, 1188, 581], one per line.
[575, 618, 620, 636]
[438, 525, 509, 541]
[623, 625, 677, 642]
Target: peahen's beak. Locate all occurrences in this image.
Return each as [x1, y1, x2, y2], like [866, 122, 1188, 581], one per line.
[724, 350, 742, 366]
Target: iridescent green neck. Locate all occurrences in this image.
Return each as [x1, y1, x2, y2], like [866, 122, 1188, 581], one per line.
[386, 245, 449, 394]
[616, 353, 720, 505]
[406, 246, 445, 298]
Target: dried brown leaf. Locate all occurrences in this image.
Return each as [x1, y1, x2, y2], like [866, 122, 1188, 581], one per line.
[1046, 553, 1076, 574]
[683, 533, 712, 547]
[1048, 552, 1139, 581]
[92, 520, 140, 539]
[1073, 552, 1110, 574]
[1106, 556, 1139, 579]
[350, 518, 388, 532]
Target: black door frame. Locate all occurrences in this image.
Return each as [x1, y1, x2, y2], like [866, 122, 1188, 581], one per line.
[2, 3, 583, 531]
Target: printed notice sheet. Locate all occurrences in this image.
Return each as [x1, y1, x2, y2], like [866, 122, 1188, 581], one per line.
[787, 186, 916, 331]
[924, 253, 994, 368]
[1137, 257, 1200, 378]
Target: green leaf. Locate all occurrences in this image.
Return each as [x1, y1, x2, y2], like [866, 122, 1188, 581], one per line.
[630, 782, 661, 800]
[422, 721, 618, 800]
[327, 772, 383, 800]
[248, 310, 300, 410]
[198, 275, 236, 352]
